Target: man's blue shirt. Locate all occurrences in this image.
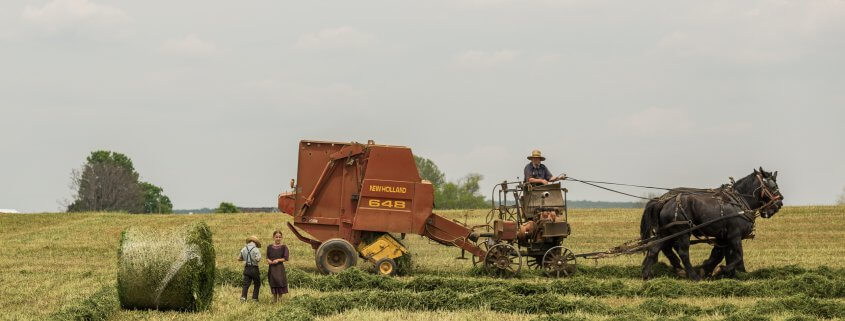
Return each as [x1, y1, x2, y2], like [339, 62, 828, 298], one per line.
[524, 163, 552, 182]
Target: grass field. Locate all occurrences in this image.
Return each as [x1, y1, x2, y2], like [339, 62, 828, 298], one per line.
[0, 206, 843, 320]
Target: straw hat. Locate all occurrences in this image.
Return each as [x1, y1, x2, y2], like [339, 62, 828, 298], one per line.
[246, 235, 261, 248]
[527, 149, 546, 161]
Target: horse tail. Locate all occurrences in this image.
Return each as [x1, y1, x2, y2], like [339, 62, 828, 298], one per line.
[640, 200, 660, 240]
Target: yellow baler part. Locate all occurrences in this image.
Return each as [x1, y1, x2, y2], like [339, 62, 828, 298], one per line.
[358, 234, 408, 263]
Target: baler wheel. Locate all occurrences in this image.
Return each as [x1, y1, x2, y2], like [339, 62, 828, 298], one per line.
[375, 258, 398, 276]
[315, 238, 358, 274]
[541, 246, 576, 278]
[484, 243, 522, 274]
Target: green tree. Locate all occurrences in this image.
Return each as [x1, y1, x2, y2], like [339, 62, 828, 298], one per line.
[68, 150, 171, 214]
[86, 150, 138, 178]
[414, 155, 445, 187]
[140, 182, 173, 214]
[215, 202, 239, 213]
[436, 174, 488, 209]
[413, 155, 488, 209]
[68, 161, 143, 213]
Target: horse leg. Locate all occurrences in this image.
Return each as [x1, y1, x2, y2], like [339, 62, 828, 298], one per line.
[720, 238, 744, 278]
[677, 236, 701, 281]
[642, 242, 662, 280]
[700, 245, 726, 278]
[736, 251, 747, 273]
[660, 242, 684, 277]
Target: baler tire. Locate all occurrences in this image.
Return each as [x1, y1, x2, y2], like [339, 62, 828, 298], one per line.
[315, 238, 358, 274]
[375, 258, 398, 276]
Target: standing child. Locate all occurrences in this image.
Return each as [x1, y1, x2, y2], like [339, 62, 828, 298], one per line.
[266, 230, 289, 302]
[238, 235, 262, 302]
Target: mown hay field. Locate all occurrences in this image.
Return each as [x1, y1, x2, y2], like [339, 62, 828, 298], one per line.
[0, 206, 843, 321]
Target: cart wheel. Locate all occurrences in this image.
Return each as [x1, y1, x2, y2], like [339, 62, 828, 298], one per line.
[485, 243, 522, 274]
[541, 246, 576, 277]
[315, 238, 358, 274]
[375, 258, 398, 276]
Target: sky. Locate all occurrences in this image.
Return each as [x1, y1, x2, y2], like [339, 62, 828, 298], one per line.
[1, 0, 844, 212]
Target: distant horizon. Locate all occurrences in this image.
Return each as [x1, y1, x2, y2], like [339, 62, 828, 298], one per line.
[4, 200, 842, 215]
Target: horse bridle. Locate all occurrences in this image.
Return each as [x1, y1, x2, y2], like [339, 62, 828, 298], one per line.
[753, 173, 782, 217]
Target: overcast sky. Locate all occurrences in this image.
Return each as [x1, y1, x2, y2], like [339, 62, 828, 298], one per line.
[1, 0, 843, 212]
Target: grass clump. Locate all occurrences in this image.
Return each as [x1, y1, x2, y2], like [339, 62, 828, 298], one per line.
[117, 222, 215, 311]
[704, 303, 740, 317]
[268, 295, 316, 321]
[752, 294, 845, 319]
[722, 312, 771, 321]
[770, 273, 844, 298]
[605, 313, 649, 321]
[395, 252, 413, 276]
[638, 277, 691, 298]
[639, 298, 702, 316]
[214, 266, 242, 287]
[49, 285, 118, 321]
[532, 315, 587, 321]
[552, 277, 631, 296]
[783, 315, 818, 321]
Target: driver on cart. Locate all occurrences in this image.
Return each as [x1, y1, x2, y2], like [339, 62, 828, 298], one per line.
[524, 150, 566, 185]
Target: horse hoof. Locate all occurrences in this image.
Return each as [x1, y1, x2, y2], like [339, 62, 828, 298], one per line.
[713, 265, 725, 277]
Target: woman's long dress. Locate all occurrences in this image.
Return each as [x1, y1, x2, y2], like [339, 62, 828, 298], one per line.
[266, 244, 289, 294]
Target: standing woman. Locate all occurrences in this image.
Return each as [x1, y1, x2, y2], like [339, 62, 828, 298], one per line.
[266, 230, 289, 302]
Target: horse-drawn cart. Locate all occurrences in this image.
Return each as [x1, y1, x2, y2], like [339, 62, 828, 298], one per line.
[481, 170, 783, 279]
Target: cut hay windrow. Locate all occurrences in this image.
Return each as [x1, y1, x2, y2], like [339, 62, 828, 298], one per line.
[49, 285, 118, 321]
[751, 294, 845, 319]
[53, 282, 829, 321]
[266, 288, 842, 321]
[466, 263, 845, 280]
[220, 266, 845, 299]
[117, 222, 215, 311]
[267, 288, 612, 321]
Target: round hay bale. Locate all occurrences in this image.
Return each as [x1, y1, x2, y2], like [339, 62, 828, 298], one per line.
[117, 222, 215, 311]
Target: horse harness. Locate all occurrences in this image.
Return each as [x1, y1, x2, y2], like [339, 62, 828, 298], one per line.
[653, 176, 775, 240]
[568, 173, 782, 259]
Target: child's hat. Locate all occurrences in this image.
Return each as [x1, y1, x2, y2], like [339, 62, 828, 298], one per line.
[246, 235, 261, 247]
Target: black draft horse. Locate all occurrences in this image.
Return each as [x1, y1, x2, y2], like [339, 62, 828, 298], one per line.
[640, 167, 784, 280]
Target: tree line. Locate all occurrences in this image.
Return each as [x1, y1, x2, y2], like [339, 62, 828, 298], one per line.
[413, 155, 487, 209]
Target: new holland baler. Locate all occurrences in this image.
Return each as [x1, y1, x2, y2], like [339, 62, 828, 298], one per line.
[278, 140, 486, 275]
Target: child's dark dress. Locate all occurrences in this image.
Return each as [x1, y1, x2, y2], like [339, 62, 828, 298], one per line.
[266, 244, 289, 294]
